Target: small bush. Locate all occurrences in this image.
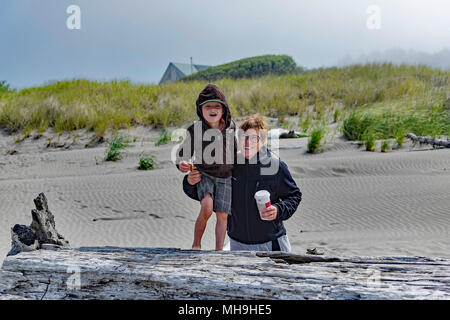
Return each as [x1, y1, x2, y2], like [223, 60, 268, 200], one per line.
[138, 153, 156, 170]
[105, 133, 131, 161]
[307, 126, 327, 153]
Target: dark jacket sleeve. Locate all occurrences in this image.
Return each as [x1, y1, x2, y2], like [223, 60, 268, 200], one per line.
[182, 174, 200, 201]
[273, 160, 302, 221]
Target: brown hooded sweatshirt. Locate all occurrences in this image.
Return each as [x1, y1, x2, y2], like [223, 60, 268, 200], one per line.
[176, 84, 236, 178]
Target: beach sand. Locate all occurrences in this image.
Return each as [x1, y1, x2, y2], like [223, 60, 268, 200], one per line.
[1, 126, 449, 263]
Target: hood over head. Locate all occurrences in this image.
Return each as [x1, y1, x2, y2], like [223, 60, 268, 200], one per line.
[196, 83, 232, 128]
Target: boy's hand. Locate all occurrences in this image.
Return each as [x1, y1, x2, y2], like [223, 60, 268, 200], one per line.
[187, 169, 201, 185]
[178, 161, 191, 173]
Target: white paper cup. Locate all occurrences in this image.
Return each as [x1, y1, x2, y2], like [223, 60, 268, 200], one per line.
[254, 190, 271, 220]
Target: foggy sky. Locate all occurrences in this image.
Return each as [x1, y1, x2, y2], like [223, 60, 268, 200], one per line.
[1, 0, 450, 89]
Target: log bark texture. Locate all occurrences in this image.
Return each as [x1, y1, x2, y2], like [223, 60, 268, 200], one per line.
[1, 246, 449, 300]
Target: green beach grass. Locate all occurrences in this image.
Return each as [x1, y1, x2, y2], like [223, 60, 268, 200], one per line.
[307, 125, 327, 153]
[1, 63, 449, 144]
[105, 133, 131, 161]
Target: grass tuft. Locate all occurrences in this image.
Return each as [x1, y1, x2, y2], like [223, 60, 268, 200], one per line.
[381, 140, 391, 152]
[362, 129, 376, 152]
[307, 125, 327, 153]
[155, 129, 171, 146]
[105, 133, 131, 161]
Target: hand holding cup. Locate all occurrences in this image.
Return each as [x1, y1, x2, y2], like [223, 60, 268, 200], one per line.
[254, 190, 276, 221]
[260, 205, 278, 221]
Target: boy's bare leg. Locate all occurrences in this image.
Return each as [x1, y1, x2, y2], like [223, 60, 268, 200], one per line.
[192, 193, 213, 250]
[215, 211, 228, 251]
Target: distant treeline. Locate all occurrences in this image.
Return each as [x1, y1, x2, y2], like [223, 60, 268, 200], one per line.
[180, 55, 302, 82]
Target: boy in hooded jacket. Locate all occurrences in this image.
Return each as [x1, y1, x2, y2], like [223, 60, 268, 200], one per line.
[176, 84, 236, 251]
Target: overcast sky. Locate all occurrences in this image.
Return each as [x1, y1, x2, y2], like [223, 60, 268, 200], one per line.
[1, 0, 450, 89]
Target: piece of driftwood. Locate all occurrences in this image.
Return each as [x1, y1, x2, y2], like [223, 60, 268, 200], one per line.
[7, 225, 39, 257]
[7, 193, 69, 256]
[0, 246, 449, 300]
[407, 133, 450, 148]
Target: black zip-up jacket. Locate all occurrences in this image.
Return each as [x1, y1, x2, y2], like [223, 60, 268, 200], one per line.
[182, 148, 302, 244]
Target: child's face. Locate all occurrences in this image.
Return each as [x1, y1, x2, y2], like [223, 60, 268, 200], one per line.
[201, 101, 223, 125]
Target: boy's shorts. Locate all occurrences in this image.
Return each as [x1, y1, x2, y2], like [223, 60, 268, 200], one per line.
[197, 172, 232, 215]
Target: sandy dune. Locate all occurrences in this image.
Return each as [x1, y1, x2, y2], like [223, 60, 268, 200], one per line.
[1, 127, 449, 263]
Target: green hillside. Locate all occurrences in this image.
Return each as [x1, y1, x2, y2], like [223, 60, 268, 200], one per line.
[180, 55, 300, 82]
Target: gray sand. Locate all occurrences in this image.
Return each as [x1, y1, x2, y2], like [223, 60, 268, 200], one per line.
[1, 127, 449, 263]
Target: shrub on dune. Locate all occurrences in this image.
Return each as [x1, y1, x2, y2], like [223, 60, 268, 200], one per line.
[307, 125, 327, 153]
[138, 153, 156, 170]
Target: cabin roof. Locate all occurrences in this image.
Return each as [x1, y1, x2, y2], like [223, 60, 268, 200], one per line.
[171, 62, 210, 76]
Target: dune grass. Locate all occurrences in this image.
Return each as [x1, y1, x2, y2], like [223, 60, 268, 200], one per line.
[105, 133, 131, 161]
[307, 125, 327, 153]
[1, 64, 449, 145]
[362, 129, 376, 152]
[343, 97, 450, 145]
[381, 140, 391, 152]
[155, 129, 171, 146]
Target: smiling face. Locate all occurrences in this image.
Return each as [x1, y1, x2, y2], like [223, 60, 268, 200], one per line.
[238, 128, 266, 159]
[201, 101, 224, 126]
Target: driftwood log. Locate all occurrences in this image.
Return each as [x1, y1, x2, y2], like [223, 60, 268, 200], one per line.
[0, 246, 449, 300]
[407, 133, 450, 148]
[1, 193, 449, 300]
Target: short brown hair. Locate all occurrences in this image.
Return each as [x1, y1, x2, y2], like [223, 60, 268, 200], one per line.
[239, 115, 268, 139]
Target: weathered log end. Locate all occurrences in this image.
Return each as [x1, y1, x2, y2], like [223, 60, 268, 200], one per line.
[7, 225, 39, 257]
[33, 193, 48, 212]
[407, 132, 450, 148]
[8, 193, 69, 257]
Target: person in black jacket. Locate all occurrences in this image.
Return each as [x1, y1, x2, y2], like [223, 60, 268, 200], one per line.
[182, 115, 302, 252]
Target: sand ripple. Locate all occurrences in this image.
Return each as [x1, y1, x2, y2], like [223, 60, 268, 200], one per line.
[1, 133, 449, 261]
